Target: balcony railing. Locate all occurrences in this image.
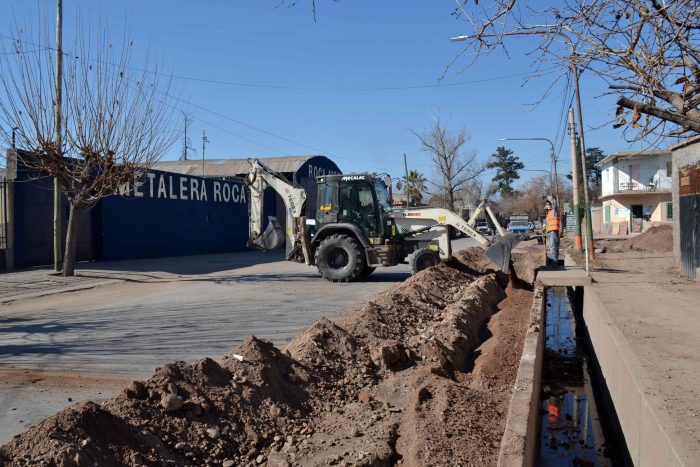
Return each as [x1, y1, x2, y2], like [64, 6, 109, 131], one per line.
[614, 181, 670, 194]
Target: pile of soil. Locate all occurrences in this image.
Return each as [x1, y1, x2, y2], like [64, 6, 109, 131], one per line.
[627, 224, 673, 252]
[0, 248, 536, 467]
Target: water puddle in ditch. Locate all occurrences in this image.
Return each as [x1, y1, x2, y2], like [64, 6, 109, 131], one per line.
[538, 287, 614, 466]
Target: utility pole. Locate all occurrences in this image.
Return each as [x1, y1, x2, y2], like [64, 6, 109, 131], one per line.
[572, 57, 595, 261]
[403, 153, 410, 208]
[53, 0, 63, 272]
[181, 112, 190, 161]
[201, 130, 209, 177]
[551, 144, 560, 205]
[568, 107, 583, 252]
[6, 129, 18, 271]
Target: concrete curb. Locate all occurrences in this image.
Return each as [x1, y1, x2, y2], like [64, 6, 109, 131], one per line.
[583, 287, 693, 466]
[497, 285, 545, 467]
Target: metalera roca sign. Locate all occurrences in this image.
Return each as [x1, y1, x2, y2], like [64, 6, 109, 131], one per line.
[116, 171, 247, 204]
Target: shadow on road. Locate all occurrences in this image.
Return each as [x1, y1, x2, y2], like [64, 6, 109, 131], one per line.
[76, 250, 286, 277]
[0, 317, 105, 357]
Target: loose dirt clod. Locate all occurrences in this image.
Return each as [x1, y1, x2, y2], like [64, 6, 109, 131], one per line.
[0, 247, 537, 466]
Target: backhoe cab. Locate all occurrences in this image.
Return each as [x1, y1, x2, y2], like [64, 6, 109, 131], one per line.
[245, 158, 518, 282]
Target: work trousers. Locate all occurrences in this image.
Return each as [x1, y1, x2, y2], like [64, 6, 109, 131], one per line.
[547, 230, 560, 266]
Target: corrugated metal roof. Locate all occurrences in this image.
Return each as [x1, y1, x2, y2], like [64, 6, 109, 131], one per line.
[151, 156, 321, 177]
[596, 149, 671, 167]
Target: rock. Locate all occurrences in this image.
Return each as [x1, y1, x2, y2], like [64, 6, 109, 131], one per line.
[174, 442, 187, 450]
[256, 454, 265, 464]
[350, 427, 362, 437]
[222, 460, 235, 467]
[160, 394, 184, 412]
[125, 381, 148, 400]
[357, 391, 373, 404]
[370, 342, 402, 369]
[267, 452, 291, 467]
[166, 382, 178, 395]
[206, 428, 220, 439]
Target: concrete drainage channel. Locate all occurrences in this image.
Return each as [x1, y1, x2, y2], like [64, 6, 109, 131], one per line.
[498, 286, 630, 466]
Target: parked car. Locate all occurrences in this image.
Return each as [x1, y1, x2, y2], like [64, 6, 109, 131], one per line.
[508, 213, 530, 238]
[475, 218, 492, 236]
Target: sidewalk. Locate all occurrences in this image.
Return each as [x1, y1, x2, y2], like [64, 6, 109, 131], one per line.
[585, 250, 700, 465]
[0, 249, 283, 303]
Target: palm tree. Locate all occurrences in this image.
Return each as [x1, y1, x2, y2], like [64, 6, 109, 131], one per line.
[402, 170, 427, 205]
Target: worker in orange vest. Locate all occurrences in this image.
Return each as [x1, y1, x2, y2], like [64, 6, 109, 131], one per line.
[544, 196, 560, 266]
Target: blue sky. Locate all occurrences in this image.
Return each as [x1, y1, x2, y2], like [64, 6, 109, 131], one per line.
[0, 0, 668, 187]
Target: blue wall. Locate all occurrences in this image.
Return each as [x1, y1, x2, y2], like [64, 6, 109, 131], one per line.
[13, 162, 93, 268]
[98, 170, 248, 261]
[10, 155, 340, 268]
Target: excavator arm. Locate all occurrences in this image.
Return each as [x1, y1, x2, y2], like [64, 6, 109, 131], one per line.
[467, 198, 505, 237]
[245, 158, 310, 262]
[392, 207, 518, 272]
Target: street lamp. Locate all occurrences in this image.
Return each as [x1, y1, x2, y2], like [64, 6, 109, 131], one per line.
[498, 137, 559, 202]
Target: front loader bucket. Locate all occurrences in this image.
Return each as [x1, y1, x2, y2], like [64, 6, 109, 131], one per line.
[252, 216, 285, 251]
[485, 234, 523, 272]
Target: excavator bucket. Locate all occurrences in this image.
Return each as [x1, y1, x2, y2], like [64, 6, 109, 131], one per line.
[252, 216, 285, 251]
[485, 234, 523, 272]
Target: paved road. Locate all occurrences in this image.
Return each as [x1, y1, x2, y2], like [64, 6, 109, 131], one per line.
[0, 239, 477, 442]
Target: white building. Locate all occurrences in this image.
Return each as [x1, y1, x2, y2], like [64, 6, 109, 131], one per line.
[596, 150, 673, 232]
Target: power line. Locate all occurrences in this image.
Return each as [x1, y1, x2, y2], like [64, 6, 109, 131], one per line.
[0, 33, 560, 92]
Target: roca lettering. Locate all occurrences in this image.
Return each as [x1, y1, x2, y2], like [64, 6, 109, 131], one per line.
[118, 172, 246, 204]
[308, 165, 339, 179]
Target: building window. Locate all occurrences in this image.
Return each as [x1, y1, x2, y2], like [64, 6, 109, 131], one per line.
[666, 161, 672, 177]
[666, 202, 673, 220]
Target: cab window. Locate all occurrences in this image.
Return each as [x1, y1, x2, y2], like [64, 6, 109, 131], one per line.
[338, 182, 379, 236]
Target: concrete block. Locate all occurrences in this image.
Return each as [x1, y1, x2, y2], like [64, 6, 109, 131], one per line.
[536, 268, 592, 287]
[583, 287, 691, 466]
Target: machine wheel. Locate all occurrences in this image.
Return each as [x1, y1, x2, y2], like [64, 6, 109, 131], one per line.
[360, 266, 376, 278]
[408, 247, 440, 274]
[315, 234, 366, 282]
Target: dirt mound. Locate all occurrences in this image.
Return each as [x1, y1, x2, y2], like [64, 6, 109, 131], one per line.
[0, 249, 538, 467]
[628, 224, 672, 252]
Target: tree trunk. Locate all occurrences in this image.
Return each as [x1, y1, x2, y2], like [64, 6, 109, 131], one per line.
[447, 188, 455, 211]
[62, 203, 81, 277]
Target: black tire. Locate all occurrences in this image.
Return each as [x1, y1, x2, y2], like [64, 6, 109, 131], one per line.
[408, 247, 440, 274]
[360, 266, 376, 278]
[315, 234, 365, 282]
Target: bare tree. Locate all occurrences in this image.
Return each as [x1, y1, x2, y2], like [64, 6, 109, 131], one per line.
[0, 26, 180, 276]
[413, 114, 484, 211]
[450, 0, 700, 139]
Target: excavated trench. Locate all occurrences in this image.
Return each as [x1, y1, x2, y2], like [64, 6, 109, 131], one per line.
[0, 248, 541, 467]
